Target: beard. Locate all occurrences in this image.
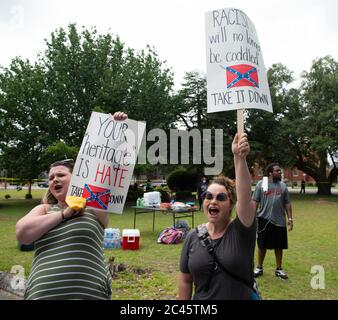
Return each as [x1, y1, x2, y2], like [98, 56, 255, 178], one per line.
[273, 176, 281, 182]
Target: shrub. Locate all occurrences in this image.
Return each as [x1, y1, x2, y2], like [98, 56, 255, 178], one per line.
[166, 169, 198, 192]
[154, 186, 171, 202]
[174, 190, 193, 202]
[25, 193, 33, 199]
[5, 194, 11, 199]
[126, 188, 144, 203]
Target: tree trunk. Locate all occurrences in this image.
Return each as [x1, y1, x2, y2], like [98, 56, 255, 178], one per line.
[316, 180, 331, 195]
[295, 150, 332, 196]
[28, 182, 32, 196]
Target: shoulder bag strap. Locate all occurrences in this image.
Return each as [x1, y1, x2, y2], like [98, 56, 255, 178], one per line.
[196, 226, 254, 292]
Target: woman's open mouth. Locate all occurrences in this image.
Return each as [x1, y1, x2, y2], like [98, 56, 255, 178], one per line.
[208, 207, 220, 216]
[54, 185, 63, 192]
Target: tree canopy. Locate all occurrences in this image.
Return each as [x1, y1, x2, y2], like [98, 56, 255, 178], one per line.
[0, 23, 336, 195]
[175, 57, 337, 194]
[247, 56, 337, 195]
[0, 24, 175, 193]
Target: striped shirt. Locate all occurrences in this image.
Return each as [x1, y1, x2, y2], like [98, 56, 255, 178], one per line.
[24, 205, 112, 300]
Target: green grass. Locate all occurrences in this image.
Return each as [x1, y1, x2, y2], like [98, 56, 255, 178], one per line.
[0, 189, 337, 300]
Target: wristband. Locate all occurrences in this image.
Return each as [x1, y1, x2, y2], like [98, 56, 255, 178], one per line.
[288, 218, 293, 221]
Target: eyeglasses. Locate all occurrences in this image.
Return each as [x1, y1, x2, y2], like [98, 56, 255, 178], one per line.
[203, 191, 228, 202]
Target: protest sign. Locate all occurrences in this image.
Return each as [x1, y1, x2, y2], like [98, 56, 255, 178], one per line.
[67, 112, 146, 214]
[205, 8, 273, 115]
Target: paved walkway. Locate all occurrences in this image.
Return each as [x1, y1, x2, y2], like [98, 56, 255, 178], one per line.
[0, 289, 22, 300]
[288, 187, 338, 195]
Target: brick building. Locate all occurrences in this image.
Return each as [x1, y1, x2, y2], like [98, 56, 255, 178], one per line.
[251, 163, 315, 186]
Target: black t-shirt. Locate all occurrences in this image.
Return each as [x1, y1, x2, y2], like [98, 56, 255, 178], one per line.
[180, 216, 256, 300]
[197, 182, 208, 197]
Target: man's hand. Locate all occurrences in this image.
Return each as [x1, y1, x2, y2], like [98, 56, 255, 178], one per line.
[232, 133, 250, 158]
[288, 220, 293, 231]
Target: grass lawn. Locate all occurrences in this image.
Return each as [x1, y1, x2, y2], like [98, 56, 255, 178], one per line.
[0, 188, 337, 300]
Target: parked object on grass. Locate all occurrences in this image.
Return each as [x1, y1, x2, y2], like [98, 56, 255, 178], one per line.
[104, 228, 122, 249]
[157, 227, 184, 244]
[122, 229, 140, 250]
[173, 220, 190, 239]
[18, 242, 34, 251]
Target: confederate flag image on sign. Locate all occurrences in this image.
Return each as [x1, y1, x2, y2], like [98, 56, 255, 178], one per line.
[82, 183, 110, 210]
[226, 64, 259, 89]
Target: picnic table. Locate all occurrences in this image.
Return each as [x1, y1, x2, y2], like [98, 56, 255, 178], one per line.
[131, 206, 197, 232]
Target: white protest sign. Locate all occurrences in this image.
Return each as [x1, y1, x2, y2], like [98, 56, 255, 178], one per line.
[205, 8, 273, 113]
[67, 112, 146, 214]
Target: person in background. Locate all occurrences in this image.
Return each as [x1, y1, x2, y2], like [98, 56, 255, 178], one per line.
[300, 179, 306, 194]
[196, 176, 209, 211]
[179, 134, 257, 300]
[16, 111, 128, 300]
[252, 163, 293, 280]
[131, 182, 138, 192]
[144, 179, 153, 192]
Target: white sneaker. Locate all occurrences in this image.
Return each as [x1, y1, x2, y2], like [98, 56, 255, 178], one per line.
[275, 268, 288, 280]
[254, 267, 263, 277]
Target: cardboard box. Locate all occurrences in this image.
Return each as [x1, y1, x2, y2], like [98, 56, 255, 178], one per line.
[122, 229, 140, 250]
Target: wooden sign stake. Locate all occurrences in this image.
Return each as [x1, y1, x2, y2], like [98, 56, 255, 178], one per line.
[237, 109, 244, 137]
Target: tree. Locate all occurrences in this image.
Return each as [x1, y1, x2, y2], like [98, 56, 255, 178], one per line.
[40, 25, 176, 145]
[0, 24, 175, 193]
[173, 71, 237, 178]
[247, 63, 299, 166]
[0, 58, 49, 195]
[248, 57, 337, 195]
[122, 46, 176, 130]
[174, 71, 207, 129]
[41, 141, 79, 170]
[287, 56, 338, 195]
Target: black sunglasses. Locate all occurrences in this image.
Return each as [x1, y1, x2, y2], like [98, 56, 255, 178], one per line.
[203, 191, 228, 201]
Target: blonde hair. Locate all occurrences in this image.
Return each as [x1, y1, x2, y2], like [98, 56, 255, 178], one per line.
[42, 190, 59, 205]
[210, 174, 237, 208]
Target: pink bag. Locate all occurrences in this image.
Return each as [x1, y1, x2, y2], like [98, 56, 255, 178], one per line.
[157, 227, 184, 244]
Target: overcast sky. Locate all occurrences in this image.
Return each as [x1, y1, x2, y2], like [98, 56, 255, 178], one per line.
[0, 0, 337, 88]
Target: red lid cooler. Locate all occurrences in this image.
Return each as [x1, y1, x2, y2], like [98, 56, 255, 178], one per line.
[122, 229, 140, 250]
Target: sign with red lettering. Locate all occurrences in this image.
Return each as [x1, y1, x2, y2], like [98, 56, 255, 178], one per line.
[67, 112, 146, 214]
[205, 8, 272, 113]
[82, 184, 110, 210]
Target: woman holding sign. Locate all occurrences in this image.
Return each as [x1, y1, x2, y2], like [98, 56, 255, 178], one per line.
[179, 133, 259, 300]
[16, 112, 128, 300]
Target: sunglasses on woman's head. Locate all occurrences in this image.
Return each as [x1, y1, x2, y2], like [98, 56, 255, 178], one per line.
[203, 191, 228, 201]
[50, 159, 74, 167]
[59, 158, 74, 164]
